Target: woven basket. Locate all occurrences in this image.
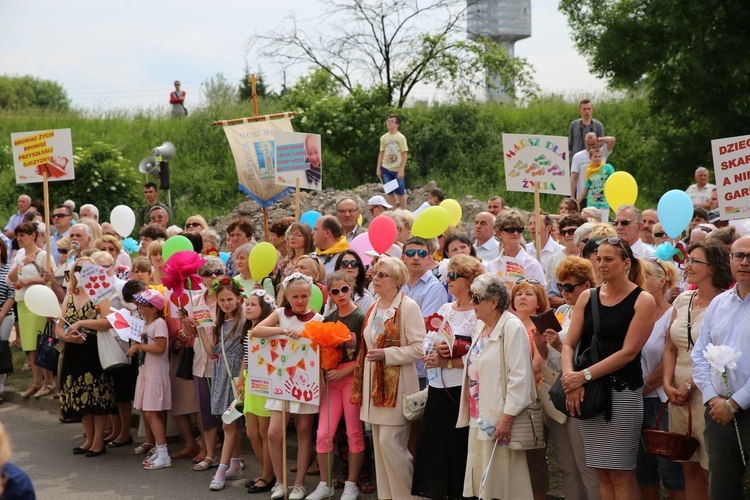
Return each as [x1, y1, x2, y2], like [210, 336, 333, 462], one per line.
[643, 401, 699, 461]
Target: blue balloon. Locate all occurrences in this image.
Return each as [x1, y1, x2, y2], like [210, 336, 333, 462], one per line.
[657, 190, 694, 239]
[300, 210, 322, 229]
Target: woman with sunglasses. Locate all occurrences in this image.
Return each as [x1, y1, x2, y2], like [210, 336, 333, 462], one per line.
[663, 240, 732, 499]
[325, 251, 374, 315]
[543, 256, 601, 500]
[351, 256, 425, 500]
[412, 255, 482, 499]
[307, 271, 366, 500]
[547, 215, 586, 309]
[560, 238, 656, 499]
[184, 215, 209, 234]
[488, 209, 546, 286]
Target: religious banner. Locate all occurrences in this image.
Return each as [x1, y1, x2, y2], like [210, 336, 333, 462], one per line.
[246, 335, 320, 406]
[711, 134, 750, 220]
[10, 128, 75, 184]
[502, 134, 570, 196]
[220, 115, 295, 207]
[274, 131, 323, 191]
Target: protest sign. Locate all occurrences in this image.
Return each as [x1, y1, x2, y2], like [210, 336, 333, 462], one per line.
[502, 134, 570, 196]
[711, 134, 750, 220]
[494, 256, 526, 284]
[106, 309, 145, 343]
[274, 131, 322, 191]
[11, 128, 75, 184]
[246, 335, 320, 406]
[77, 263, 117, 304]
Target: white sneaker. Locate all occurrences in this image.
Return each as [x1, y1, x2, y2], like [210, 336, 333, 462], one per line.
[209, 476, 225, 491]
[289, 484, 307, 500]
[305, 481, 334, 500]
[341, 481, 359, 500]
[271, 483, 286, 500]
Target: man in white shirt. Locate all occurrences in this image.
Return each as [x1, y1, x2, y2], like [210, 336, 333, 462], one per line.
[614, 205, 655, 259]
[685, 166, 716, 210]
[488, 209, 546, 286]
[473, 212, 499, 263]
[570, 132, 616, 201]
[526, 212, 563, 272]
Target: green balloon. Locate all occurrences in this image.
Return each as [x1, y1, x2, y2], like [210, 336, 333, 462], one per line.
[310, 285, 323, 312]
[162, 235, 194, 261]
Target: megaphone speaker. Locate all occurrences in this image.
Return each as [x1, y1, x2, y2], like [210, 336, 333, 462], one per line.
[138, 156, 160, 177]
[151, 141, 176, 161]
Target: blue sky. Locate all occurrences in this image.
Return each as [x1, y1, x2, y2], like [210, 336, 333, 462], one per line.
[1, 0, 607, 112]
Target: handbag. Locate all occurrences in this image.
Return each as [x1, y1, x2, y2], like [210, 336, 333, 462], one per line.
[498, 323, 545, 450]
[175, 345, 194, 380]
[403, 387, 428, 421]
[97, 328, 130, 371]
[0, 340, 13, 375]
[450, 335, 471, 359]
[34, 322, 59, 372]
[549, 288, 608, 420]
[540, 365, 567, 424]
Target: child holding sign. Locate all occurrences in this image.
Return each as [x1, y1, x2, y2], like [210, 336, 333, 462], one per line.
[253, 273, 324, 500]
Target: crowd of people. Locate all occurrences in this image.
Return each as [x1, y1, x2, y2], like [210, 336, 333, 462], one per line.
[2, 101, 749, 500]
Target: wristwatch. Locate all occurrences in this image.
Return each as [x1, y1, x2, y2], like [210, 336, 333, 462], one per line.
[583, 368, 592, 381]
[446, 360, 454, 370]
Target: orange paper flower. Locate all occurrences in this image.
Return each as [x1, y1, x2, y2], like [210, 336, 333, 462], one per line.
[301, 321, 352, 371]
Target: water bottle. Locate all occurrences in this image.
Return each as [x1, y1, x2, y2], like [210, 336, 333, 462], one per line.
[476, 418, 496, 438]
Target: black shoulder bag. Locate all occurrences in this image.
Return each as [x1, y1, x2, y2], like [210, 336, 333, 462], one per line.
[549, 288, 610, 420]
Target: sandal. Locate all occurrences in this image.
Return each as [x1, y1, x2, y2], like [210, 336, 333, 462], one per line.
[131, 442, 155, 455]
[359, 479, 376, 494]
[144, 455, 172, 470]
[21, 385, 41, 399]
[193, 456, 218, 471]
[332, 478, 346, 490]
[192, 452, 207, 464]
[247, 477, 276, 494]
[306, 458, 320, 475]
[33, 385, 54, 398]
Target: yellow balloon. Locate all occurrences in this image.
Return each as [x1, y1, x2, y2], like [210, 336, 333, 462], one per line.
[604, 171, 638, 211]
[249, 242, 279, 281]
[411, 206, 451, 239]
[357, 214, 363, 227]
[439, 199, 462, 227]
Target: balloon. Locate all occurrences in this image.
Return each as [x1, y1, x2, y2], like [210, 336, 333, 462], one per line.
[300, 210, 322, 228]
[657, 190, 694, 239]
[349, 233, 374, 266]
[249, 242, 278, 281]
[310, 285, 324, 312]
[24, 285, 62, 318]
[411, 206, 451, 239]
[162, 235, 193, 261]
[440, 199, 462, 227]
[604, 171, 638, 211]
[368, 215, 398, 254]
[109, 205, 136, 237]
[357, 214, 363, 227]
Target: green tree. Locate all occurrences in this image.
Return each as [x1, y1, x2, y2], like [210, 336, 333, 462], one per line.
[559, 0, 750, 187]
[0, 75, 70, 110]
[201, 73, 238, 108]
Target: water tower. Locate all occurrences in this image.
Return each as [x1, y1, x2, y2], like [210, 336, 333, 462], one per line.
[466, 0, 531, 101]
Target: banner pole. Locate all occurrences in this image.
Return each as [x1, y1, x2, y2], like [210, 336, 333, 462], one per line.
[534, 184, 542, 264]
[42, 173, 52, 277]
[295, 178, 300, 222]
[262, 207, 271, 242]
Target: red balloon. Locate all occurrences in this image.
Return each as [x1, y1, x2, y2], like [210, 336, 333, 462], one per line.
[368, 215, 398, 254]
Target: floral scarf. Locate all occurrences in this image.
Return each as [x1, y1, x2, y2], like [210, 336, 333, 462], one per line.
[351, 294, 403, 408]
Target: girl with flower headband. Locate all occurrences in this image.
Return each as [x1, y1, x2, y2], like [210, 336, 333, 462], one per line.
[253, 272, 324, 500]
[208, 278, 247, 491]
[242, 288, 277, 493]
[277, 255, 327, 313]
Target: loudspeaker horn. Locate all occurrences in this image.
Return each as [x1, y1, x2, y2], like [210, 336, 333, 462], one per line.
[151, 141, 176, 161]
[138, 156, 160, 177]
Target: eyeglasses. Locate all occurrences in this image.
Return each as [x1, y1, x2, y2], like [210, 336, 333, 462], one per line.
[557, 282, 584, 293]
[287, 233, 303, 238]
[516, 278, 541, 286]
[653, 232, 666, 238]
[447, 271, 467, 282]
[501, 227, 525, 234]
[185, 222, 202, 229]
[731, 252, 750, 263]
[404, 249, 429, 258]
[330, 285, 351, 296]
[559, 228, 577, 237]
[373, 271, 390, 279]
[471, 293, 486, 305]
[612, 220, 632, 227]
[52, 213, 70, 219]
[201, 269, 224, 277]
[684, 257, 710, 267]
[339, 260, 358, 269]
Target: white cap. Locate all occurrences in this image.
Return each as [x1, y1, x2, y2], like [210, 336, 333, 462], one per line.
[367, 195, 393, 209]
[364, 244, 402, 259]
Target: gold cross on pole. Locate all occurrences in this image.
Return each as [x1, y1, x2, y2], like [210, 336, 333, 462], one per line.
[248, 73, 260, 117]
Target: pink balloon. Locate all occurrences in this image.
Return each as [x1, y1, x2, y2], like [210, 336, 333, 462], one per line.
[349, 233, 373, 266]
[368, 215, 398, 254]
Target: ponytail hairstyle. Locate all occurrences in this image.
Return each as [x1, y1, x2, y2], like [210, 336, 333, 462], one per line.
[213, 276, 245, 341]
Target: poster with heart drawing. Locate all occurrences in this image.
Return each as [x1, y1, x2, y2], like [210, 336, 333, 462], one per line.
[77, 263, 117, 304]
[106, 308, 145, 343]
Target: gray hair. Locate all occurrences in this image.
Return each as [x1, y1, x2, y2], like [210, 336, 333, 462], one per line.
[335, 196, 363, 212]
[574, 222, 595, 246]
[695, 166, 709, 175]
[470, 274, 511, 312]
[616, 204, 643, 223]
[232, 242, 255, 259]
[199, 256, 225, 274]
[581, 206, 602, 222]
[80, 203, 99, 217]
[201, 228, 221, 247]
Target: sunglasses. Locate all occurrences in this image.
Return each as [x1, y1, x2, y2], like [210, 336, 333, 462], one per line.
[185, 222, 202, 228]
[516, 278, 541, 285]
[339, 260, 358, 269]
[559, 228, 577, 237]
[612, 220, 632, 227]
[471, 293, 486, 305]
[557, 282, 584, 293]
[52, 213, 70, 219]
[404, 249, 429, 258]
[373, 271, 390, 279]
[201, 269, 224, 277]
[447, 271, 467, 282]
[501, 227, 525, 234]
[653, 232, 666, 238]
[330, 285, 351, 296]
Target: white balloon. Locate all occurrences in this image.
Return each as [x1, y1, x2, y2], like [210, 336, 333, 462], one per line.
[110, 205, 136, 237]
[24, 285, 62, 318]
